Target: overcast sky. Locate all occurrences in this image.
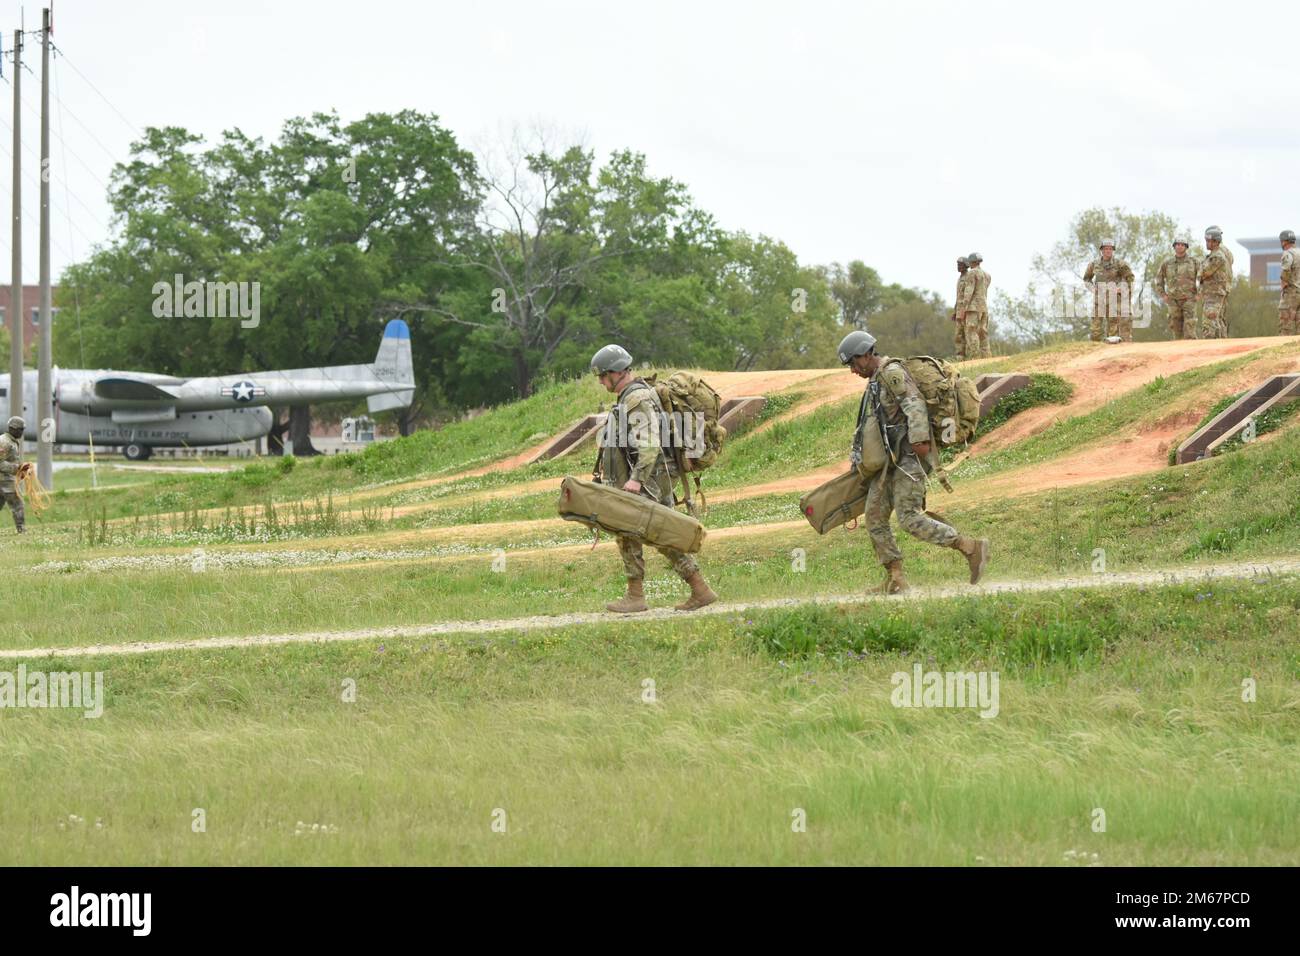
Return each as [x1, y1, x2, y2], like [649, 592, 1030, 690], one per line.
[2, 0, 1293, 302]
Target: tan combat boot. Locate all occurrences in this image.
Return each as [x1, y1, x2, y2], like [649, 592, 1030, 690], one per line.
[606, 578, 648, 613]
[880, 560, 908, 594]
[952, 535, 990, 584]
[674, 571, 718, 611]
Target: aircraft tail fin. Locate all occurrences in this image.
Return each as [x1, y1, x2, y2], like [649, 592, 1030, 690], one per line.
[367, 319, 415, 412]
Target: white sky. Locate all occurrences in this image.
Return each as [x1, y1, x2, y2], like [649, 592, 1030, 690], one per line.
[2, 0, 1294, 301]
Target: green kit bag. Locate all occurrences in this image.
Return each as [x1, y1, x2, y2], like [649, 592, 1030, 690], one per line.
[643, 370, 727, 516]
[894, 356, 981, 446]
[798, 469, 872, 535]
[558, 476, 706, 553]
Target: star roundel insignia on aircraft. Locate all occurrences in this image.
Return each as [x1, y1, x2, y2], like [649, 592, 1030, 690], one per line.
[221, 380, 265, 403]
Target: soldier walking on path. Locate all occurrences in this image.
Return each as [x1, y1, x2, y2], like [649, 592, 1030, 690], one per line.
[0, 416, 27, 534]
[837, 331, 989, 595]
[1156, 237, 1199, 339]
[590, 344, 718, 614]
[1197, 227, 1232, 339]
[1083, 239, 1136, 342]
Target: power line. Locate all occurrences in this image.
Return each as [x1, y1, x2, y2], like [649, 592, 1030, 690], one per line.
[54, 48, 99, 487]
[0, 77, 111, 239]
[47, 42, 140, 138]
[17, 86, 110, 192]
[40, 78, 121, 167]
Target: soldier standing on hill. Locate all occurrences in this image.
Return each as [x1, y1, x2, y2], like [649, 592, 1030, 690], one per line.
[1083, 239, 1136, 342]
[590, 344, 718, 614]
[1211, 225, 1235, 333]
[1156, 237, 1199, 339]
[1279, 230, 1299, 336]
[956, 252, 992, 359]
[837, 330, 989, 595]
[952, 256, 970, 359]
[0, 416, 26, 534]
[1197, 227, 1231, 339]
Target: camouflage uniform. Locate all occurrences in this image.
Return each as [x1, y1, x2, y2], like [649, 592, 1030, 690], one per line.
[956, 266, 991, 358]
[953, 269, 970, 359]
[973, 267, 992, 358]
[1279, 247, 1300, 336]
[599, 378, 698, 581]
[862, 358, 960, 565]
[1156, 253, 1200, 339]
[1197, 249, 1231, 338]
[0, 432, 25, 531]
[1222, 246, 1235, 333]
[1083, 256, 1137, 341]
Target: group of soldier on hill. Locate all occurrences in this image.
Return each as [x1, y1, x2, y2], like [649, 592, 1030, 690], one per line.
[952, 227, 1299, 346]
[952, 253, 992, 360]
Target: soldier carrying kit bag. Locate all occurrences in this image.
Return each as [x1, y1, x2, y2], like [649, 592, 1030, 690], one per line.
[557, 475, 706, 553]
[799, 353, 981, 534]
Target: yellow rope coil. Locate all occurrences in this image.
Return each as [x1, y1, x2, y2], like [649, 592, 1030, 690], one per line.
[15, 463, 50, 514]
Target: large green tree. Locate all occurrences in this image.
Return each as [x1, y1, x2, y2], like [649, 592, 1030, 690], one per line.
[57, 110, 480, 450]
[822, 260, 921, 329]
[392, 143, 704, 398]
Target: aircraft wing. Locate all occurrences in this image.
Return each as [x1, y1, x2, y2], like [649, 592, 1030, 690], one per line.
[93, 375, 183, 403]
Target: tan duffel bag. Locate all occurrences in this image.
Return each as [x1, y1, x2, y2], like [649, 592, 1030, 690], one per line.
[799, 468, 873, 535]
[557, 476, 706, 553]
[796, 397, 889, 534]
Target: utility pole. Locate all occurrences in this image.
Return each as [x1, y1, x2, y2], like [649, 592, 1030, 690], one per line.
[8, 29, 21, 423]
[36, 7, 52, 489]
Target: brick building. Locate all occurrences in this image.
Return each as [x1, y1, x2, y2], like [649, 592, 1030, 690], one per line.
[0, 285, 60, 360]
[1236, 238, 1286, 290]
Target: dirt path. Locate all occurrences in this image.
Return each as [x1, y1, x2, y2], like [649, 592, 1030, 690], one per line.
[8, 557, 1294, 659]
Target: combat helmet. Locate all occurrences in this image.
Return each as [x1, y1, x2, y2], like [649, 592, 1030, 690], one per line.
[590, 344, 633, 374]
[966, 251, 983, 263]
[1205, 225, 1224, 241]
[957, 256, 969, 266]
[1099, 238, 1116, 250]
[1172, 236, 1190, 248]
[1281, 229, 1297, 245]
[5, 416, 23, 435]
[837, 330, 877, 365]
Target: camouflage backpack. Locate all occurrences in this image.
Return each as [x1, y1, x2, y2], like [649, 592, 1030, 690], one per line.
[888, 356, 981, 447]
[643, 371, 727, 515]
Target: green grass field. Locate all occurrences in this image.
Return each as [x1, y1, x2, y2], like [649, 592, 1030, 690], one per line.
[4, 342, 1299, 865]
[3, 580, 1296, 865]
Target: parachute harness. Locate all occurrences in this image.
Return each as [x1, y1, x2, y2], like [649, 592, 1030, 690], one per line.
[871, 378, 927, 489]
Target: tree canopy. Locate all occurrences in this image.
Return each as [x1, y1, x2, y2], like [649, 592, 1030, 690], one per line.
[55, 112, 954, 435]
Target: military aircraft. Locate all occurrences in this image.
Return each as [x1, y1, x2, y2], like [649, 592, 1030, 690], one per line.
[0, 319, 415, 459]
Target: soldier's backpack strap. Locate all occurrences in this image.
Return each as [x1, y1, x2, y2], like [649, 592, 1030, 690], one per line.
[678, 472, 704, 518]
